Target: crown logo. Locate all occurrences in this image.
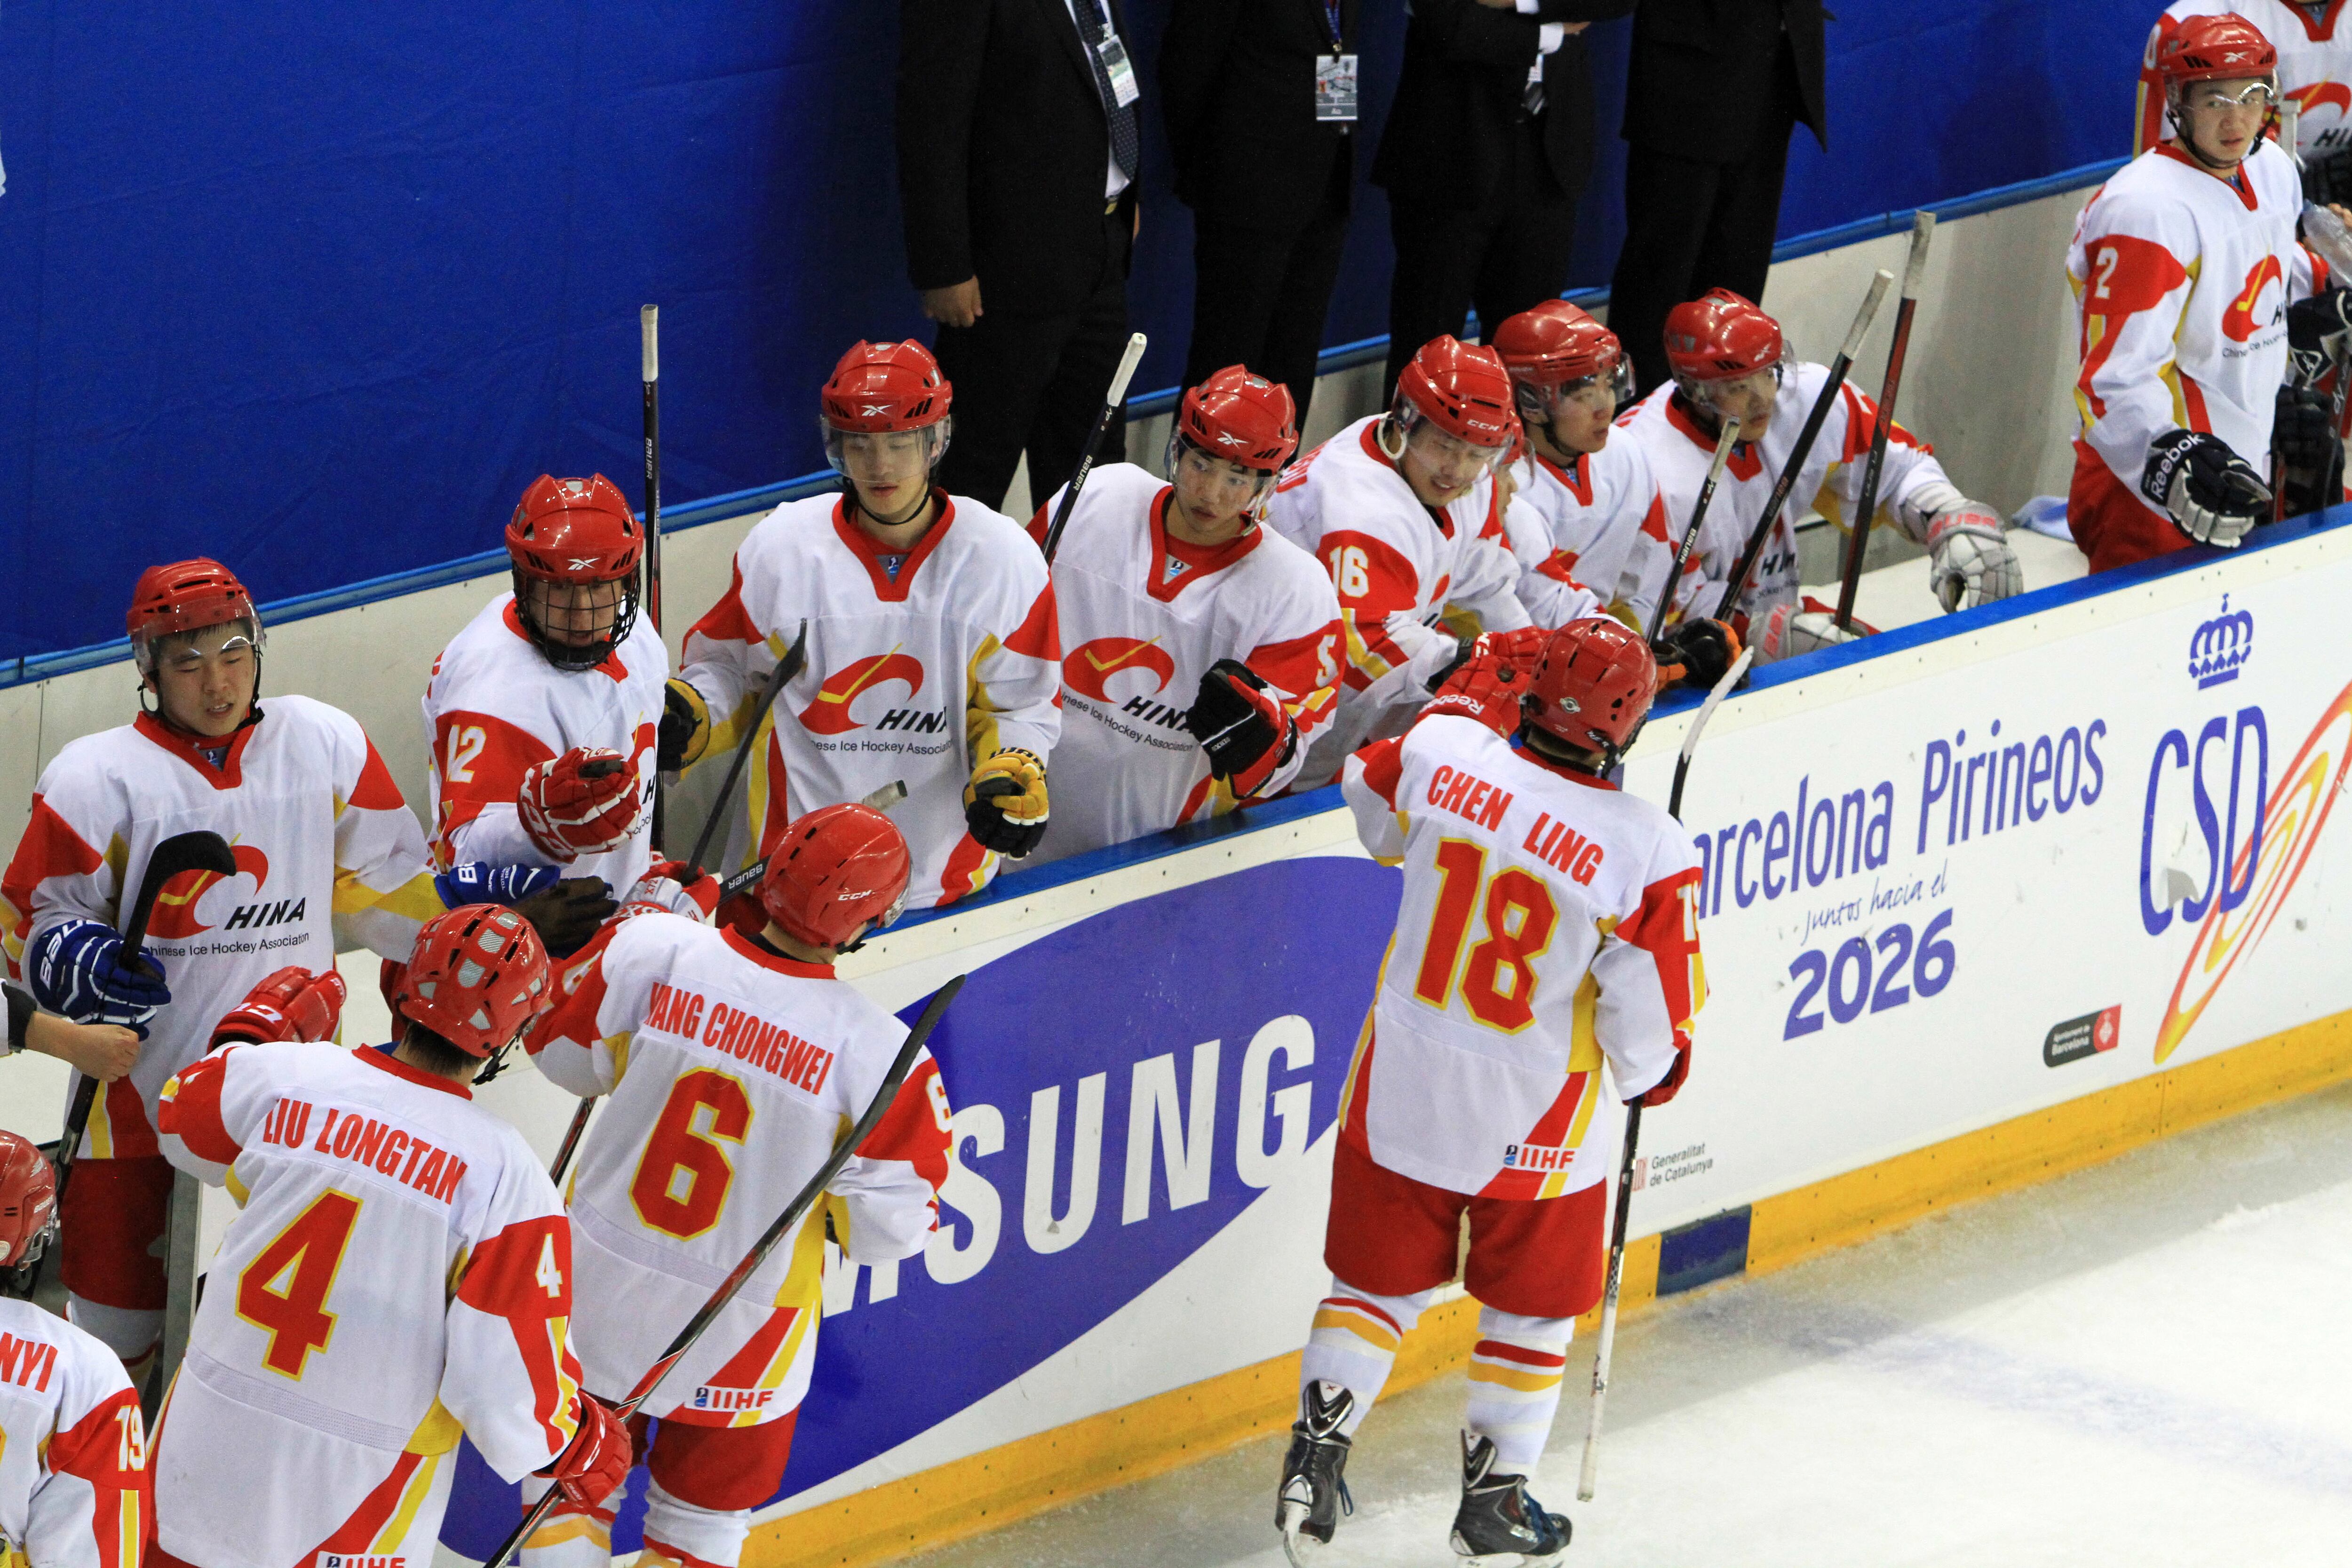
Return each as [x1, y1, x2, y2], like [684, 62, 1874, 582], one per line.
[2189, 594, 2254, 689]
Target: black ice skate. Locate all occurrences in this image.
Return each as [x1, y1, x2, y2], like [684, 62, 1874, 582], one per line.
[1448, 1432, 1571, 1565]
[1275, 1379, 1355, 1566]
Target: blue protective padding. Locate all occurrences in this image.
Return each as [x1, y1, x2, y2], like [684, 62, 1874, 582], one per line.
[1656, 1205, 1752, 1297]
[2, 1, 2147, 665]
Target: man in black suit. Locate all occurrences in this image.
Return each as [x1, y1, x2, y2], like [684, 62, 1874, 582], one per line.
[1160, 0, 1361, 427]
[1374, 0, 1631, 398]
[1607, 0, 1829, 395]
[898, 0, 1144, 510]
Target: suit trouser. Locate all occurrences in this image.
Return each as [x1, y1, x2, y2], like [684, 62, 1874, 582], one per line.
[1608, 43, 1805, 397]
[1383, 112, 1577, 400]
[932, 208, 1133, 514]
[1183, 146, 1354, 427]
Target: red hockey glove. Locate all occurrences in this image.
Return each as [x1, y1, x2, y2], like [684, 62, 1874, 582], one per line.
[211, 966, 349, 1050]
[536, 1393, 632, 1508]
[1421, 627, 1549, 737]
[620, 860, 720, 923]
[1183, 660, 1297, 799]
[517, 748, 643, 863]
[1636, 1043, 1690, 1108]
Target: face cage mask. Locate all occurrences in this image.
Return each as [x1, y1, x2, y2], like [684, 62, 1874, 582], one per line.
[513, 568, 641, 672]
[135, 618, 266, 724]
[1164, 430, 1276, 506]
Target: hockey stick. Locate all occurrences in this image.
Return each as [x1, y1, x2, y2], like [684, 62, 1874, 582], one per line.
[1834, 213, 1936, 629]
[544, 778, 909, 1186]
[30, 831, 238, 1296]
[1040, 333, 1149, 564]
[1577, 647, 1751, 1504]
[682, 621, 809, 877]
[491, 974, 968, 1568]
[643, 304, 668, 851]
[1712, 271, 1893, 624]
[1643, 417, 1742, 645]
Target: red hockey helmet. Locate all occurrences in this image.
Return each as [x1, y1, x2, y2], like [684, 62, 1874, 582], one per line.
[1174, 366, 1299, 473]
[1521, 618, 1658, 764]
[821, 341, 954, 478]
[760, 804, 913, 951]
[1493, 300, 1634, 417]
[2157, 13, 2278, 88]
[0, 1130, 57, 1269]
[127, 558, 262, 673]
[391, 904, 552, 1058]
[506, 474, 644, 670]
[1663, 290, 1786, 383]
[1391, 336, 1520, 452]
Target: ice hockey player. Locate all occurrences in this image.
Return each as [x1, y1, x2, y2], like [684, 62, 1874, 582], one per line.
[2074, 13, 2352, 570]
[1022, 367, 1342, 863]
[1615, 289, 2020, 660]
[678, 341, 1060, 913]
[0, 1131, 150, 1568]
[1264, 335, 1539, 786]
[1489, 301, 1746, 692]
[0, 559, 459, 1384]
[1276, 618, 1704, 1567]
[421, 473, 669, 920]
[520, 804, 952, 1568]
[2137, 2, 2352, 204]
[148, 905, 628, 1568]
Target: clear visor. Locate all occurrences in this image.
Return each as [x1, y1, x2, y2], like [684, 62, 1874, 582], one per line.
[133, 616, 264, 676]
[1165, 432, 1275, 513]
[1515, 358, 1637, 422]
[823, 420, 951, 483]
[2173, 78, 2278, 112]
[1383, 399, 1513, 476]
[1673, 356, 1786, 430]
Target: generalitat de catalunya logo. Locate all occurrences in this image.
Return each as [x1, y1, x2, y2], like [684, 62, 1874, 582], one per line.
[2155, 676, 2352, 1063]
[146, 844, 270, 939]
[1065, 637, 1175, 702]
[798, 649, 926, 735]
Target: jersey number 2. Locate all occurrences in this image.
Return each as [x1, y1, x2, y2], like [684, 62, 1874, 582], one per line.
[630, 1069, 754, 1240]
[236, 1189, 363, 1379]
[1412, 839, 1559, 1032]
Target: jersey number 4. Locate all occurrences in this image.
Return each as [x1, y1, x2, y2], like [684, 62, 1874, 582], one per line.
[631, 1069, 755, 1241]
[1413, 839, 1559, 1033]
[236, 1189, 363, 1379]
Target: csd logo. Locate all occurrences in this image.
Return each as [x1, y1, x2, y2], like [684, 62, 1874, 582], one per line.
[800, 650, 927, 735]
[1065, 638, 1175, 702]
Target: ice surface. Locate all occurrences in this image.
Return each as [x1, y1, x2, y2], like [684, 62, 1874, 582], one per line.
[886, 1080, 2352, 1568]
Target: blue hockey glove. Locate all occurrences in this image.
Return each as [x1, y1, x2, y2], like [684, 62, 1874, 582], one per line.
[436, 862, 562, 909]
[27, 919, 170, 1038]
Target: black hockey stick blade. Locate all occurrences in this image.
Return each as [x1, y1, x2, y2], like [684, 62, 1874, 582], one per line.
[683, 621, 809, 876]
[488, 974, 968, 1568]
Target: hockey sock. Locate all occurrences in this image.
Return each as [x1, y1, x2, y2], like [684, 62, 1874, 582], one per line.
[639, 1477, 755, 1568]
[1462, 1305, 1573, 1473]
[519, 1472, 628, 1568]
[1299, 1281, 1441, 1438]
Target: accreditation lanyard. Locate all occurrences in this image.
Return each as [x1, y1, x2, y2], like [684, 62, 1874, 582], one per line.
[1087, 0, 1140, 107]
[1314, 0, 1357, 122]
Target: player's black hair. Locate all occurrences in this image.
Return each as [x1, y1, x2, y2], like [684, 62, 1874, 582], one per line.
[399, 1020, 483, 1080]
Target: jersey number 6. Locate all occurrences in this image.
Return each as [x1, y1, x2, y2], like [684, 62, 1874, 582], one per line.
[630, 1069, 755, 1240]
[1413, 839, 1559, 1033]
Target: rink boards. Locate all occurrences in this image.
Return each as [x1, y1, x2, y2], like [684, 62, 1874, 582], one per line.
[416, 512, 2352, 1568]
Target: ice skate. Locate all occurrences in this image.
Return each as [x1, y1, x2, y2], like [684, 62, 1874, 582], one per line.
[1448, 1432, 1570, 1566]
[1275, 1380, 1355, 1566]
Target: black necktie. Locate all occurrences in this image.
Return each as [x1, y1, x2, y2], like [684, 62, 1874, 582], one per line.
[1079, 0, 1141, 181]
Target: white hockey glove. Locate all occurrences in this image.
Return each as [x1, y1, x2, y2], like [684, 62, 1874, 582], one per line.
[2142, 430, 2269, 549]
[1383, 611, 1473, 693]
[1758, 601, 1867, 662]
[1924, 502, 2022, 612]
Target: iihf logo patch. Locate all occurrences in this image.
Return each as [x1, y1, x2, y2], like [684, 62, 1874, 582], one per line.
[2189, 595, 2254, 688]
[691, 1385, 774, 1413]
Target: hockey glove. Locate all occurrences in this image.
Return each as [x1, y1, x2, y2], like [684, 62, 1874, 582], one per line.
[1924, 502, 2022, 612]
[1757, 598, 1875, 663]
[434, 861, 560, 910]
[1650, 616, 1742, 690]
[2274, 383, 2337, 470]
[1385, 612, 1476, 695]
[517, 748, 643, 863]
[27, 920, 170, 1038]
[1421, 629, 1548, 738]
[211, 966, 349, 1050]
[964, 748, 1049, 858]
[1636, 1043, 1691, 1108]
[1184, 660, 1298, 799]
[2142, 429, 2270, 549]
[659, 678, 712, 772]
[620, 859, 720, 923]
[537, 1393, 633, 1509]
[512, 877, 617, 958]
[2288, 289, 2352, 361]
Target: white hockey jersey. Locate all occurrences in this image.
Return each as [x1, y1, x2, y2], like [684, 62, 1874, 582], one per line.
[1499, 442, 1669, 629]
[1338, 717, 1704, 1197]
[421, 594, 670, 891]
[1, 699, 443, 1158]
[153, 1041, 586, 1568]
[0, 1299, 146, 1568]
[2138, 3, 2352, 166]
[1613, 369, 1957, 647]
[2070, 141, 2325, 511]
[1022, 464, 1343, 864]
[1265, 417, 1534, 785]
[526, 913, 951, 1427]
[679, 492, 1061, 910]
